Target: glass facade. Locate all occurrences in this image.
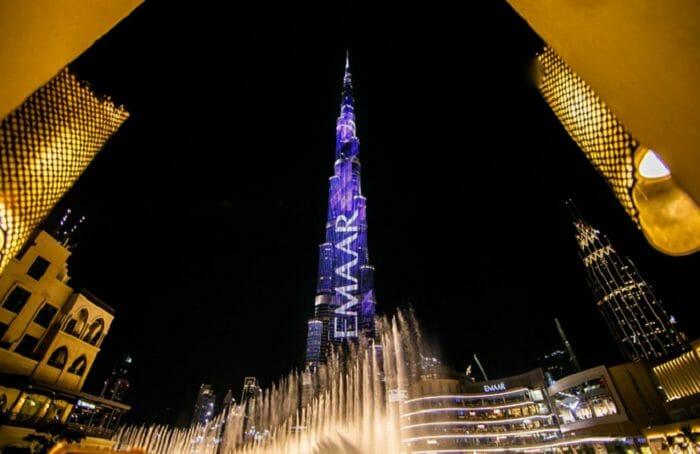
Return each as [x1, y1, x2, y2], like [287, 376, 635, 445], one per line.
[305, 55, 376, 365]
[552, 377, 619, 424]
[402, 372, 648, 453]
[191, 383, 216, 427]
[652, 349, 700, 402]
[304, 319, 323, 364]
[402, 384, 561, 452]
[0, 68, 128, 274]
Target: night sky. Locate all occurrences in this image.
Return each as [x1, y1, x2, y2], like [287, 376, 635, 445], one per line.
[42, 2, 700, 425]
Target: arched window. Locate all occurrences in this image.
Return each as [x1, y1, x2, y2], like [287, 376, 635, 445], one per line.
[84, 319, 104, 346]
[68, 355, 87, 375]
[65, 309, 88, 337]
[47, 346, 68, 369]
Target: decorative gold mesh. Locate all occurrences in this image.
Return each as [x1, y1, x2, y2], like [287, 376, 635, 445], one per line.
[0, 68, 128, 272]
[537, 46, 639, 223]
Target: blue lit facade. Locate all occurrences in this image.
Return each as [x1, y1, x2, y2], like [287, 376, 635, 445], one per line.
[305, 55, 377, 366]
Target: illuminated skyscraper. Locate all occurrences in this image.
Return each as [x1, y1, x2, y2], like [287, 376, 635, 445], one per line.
[0, 69, 128, 273]
[191, 384, 216, 427]
[305, 54, 377, 366]
[240, 377, 260, 438]
[101, 353, 133, 402]
[240, 376, 260, 404]
[569, 204, 687, 362]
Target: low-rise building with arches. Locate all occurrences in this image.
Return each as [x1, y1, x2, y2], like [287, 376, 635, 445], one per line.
[0, 230, 128, 445]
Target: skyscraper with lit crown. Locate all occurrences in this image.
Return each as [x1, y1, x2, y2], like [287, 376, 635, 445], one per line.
[569, 203, 687, 362]
[304, 54, 377, 366]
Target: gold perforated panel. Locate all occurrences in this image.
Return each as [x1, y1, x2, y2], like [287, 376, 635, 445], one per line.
[0, 68, 128, 271]
[537, 47, 638, 223]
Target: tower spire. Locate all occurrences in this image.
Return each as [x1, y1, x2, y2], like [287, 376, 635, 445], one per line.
[305, 52, 376, 368]
[345, 50, 350, 80]
[336, 50, 356, 147]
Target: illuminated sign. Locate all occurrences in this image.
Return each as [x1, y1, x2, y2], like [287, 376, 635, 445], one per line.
[388, 389, 408, 402]
[333, 211, 359, 338]
[77, 399, 96, 409]
[484, 382, 507, 393]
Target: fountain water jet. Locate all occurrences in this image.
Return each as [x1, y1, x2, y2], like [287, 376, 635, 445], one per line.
[113, 310, 436, 454]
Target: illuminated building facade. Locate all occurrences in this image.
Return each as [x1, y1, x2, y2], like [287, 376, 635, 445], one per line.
[0, 68, 129, 274]
[538, 349, 575, 385]
[539, 48, 640, 223]
[100, 353, 133, 402]
[241, 376, 260, 404]
[0, 2, 138, 449]
[67, 353, 133, 438]
[191, 383, 216, 427]
[569, 206, 687, 362]
[551, 370, 622, 427]
[240, 377, 261, 439]
[548, 363, 670, 450]
[643, 339, 700, 451]
[402, 355, 700, 453]
[402, 370, 642, 452]
[651, 339, 700, 417]
[505, 0, 700, 256]
[222, 389, 234, 409]
[537, 46, 700, 256]
[305, 54, 376, 366]
[0, 230, 128, 444]
[538, 319, 582, 385]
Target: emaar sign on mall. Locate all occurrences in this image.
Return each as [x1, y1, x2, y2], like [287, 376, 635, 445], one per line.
[483, 382, 506, 392]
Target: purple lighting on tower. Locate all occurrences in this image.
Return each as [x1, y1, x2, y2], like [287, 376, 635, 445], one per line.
[305, 53, 376, 366]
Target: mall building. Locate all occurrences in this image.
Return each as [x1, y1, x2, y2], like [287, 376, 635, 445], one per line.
[402, 369, 645, 453]
[402, 351, 700, 453]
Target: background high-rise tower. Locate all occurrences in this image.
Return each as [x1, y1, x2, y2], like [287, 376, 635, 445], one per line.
[191, 384, 216, 427]
[568, 203, 687, 362]
[101, 353, 133, 402]
[305, 54, 377, 366]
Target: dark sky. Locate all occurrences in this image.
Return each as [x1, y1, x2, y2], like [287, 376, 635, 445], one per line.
[44, 2, 699, 425]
